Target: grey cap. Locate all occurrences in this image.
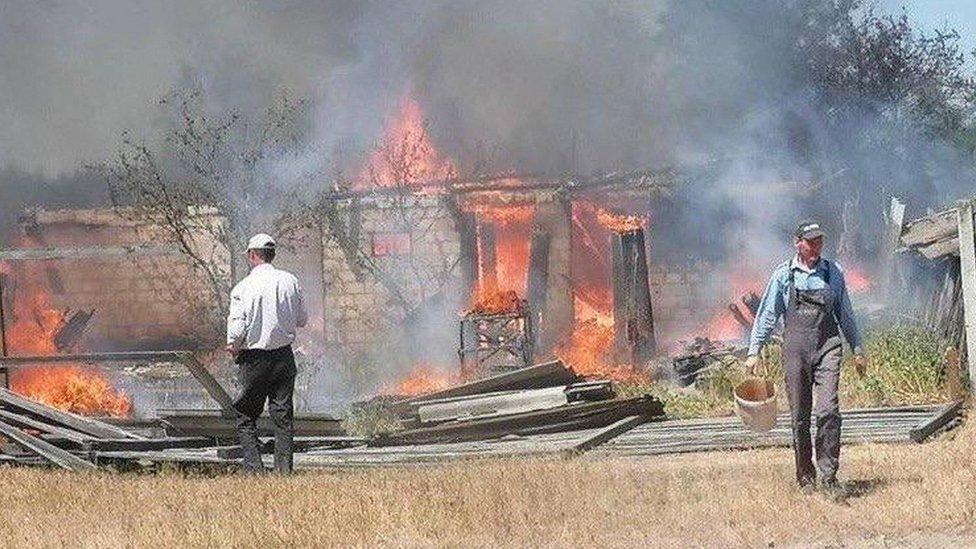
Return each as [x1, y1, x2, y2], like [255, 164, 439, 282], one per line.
[794, 221, 825, 240]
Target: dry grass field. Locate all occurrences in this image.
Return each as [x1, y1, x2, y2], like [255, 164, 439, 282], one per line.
[1, 411, 975, 548]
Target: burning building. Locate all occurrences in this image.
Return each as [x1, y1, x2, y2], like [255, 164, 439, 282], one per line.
[0, 98, 737, 410]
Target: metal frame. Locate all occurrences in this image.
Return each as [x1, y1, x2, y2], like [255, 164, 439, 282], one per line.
[459, 309, 534, 376]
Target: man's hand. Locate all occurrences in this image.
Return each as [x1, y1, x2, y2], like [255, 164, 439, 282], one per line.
[225, 344, 238, 358]
[854, 354, 867, 377]
[744, 355, 760, 376]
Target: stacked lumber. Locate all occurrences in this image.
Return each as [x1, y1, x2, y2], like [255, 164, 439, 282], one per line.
[375, 360, 665, 447]
[0, 387, 356, 471]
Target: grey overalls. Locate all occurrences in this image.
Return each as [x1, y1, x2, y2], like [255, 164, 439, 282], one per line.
[782, 261, 843, 485]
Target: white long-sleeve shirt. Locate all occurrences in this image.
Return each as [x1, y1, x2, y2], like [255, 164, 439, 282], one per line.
[226, 263, 308, 351]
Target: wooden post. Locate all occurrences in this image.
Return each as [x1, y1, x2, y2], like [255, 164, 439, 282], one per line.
[882, 197, 907, 300]
[526, 228, 551, 353]
[945, 347, 962, 399]
[477, 222, 498, 292]
[457, 212, 479, 299]
[955, 198, 976, 387]
[0, 273, 7, 389]
[611, 229, 657, 365]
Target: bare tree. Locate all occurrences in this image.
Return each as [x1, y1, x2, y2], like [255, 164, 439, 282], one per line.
[90, 88, 313, 323]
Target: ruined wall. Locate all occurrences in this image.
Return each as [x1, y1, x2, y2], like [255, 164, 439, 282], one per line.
[11, 208, 220, 350]
[648, 262, 723, 342]
[320, 195, 464, 361]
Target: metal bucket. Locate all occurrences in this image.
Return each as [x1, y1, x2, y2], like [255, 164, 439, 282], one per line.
[734, 377, 777, 432]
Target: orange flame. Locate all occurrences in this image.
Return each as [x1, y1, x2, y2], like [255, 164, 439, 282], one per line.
[359, 96, 457, 190]
[596, 208, 646, 233]
[464, 201, 536, 227]
[383, 365, 459, 396]
[4, 256, 132, 417]
[467, 289, 524, 316]
[554, 318, 644, 382]
[844, 265, 873, 294]
[14, 366, 132, 417]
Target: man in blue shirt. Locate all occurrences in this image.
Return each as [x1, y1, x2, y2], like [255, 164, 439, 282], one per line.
[744, 221, 866, 497]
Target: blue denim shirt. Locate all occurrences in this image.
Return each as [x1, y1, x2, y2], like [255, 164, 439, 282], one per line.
[747, 256, 863, 356]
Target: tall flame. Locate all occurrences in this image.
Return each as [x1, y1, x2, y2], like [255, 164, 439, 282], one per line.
[359, 96, 457, 189]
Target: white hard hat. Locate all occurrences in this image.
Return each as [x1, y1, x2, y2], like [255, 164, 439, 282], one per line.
[246, 233, 276, 251]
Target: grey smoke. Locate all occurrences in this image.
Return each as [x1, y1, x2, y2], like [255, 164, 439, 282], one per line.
[2, 1, 974, 278]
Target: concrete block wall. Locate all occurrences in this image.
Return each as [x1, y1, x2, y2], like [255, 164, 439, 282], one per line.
[14, 209, 221, 350]
[320, 196, 463, 355]
[647, 262, 721, 339]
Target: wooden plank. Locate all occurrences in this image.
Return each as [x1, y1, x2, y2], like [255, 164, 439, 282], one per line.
[84, 437, 216, 452]
[611, 229, 656, 362]
[526, 229, 551, 354]
[180, 354, 236, 414]
[0, 350, 191, 365]
[0, 408, 93, 445]
[0, 387, 141, 439]
[417, 386, 569, 424]
[956, 198, 976, 387]
[0, 418, 97, 471]
[565, 414, 647, 455]
[158, 409, 344, 438]
[389, 360, 578, 416]
[917, 237, 959, 260]
[216, 436, 367, 459]
[909, 399, 965, 443]
[901, 208, 958, 248]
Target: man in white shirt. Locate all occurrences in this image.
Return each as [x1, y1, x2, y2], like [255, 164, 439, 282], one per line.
[226, 233, 307, 473]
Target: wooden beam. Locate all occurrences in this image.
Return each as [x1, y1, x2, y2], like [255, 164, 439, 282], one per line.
[180, 354, 236, 415]
[611, 229, 656, 363]
[0, 244, 180, 261]
[909, 399, 965, 443]
[374, 395, 664, 447]
[0, 418, 97, 472]
[157, 409, 344, 438]
[0, 408, 93, 445]
[565, 414, 648, 455]
[0, 387, 140, 439]
[955, 198, 976, 388]
[388, 360, 579, 416]
[0, 351, 192, 365]
[215, 436, 366, 459]
[417, 386, 569, 424]
[526, 229, 551, 355]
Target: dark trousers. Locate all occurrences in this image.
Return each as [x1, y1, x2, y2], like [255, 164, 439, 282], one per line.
[233, 345, 297, 473]
[783, 342, 842, 484]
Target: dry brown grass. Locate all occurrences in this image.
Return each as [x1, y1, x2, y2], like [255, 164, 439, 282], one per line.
[2, 416, 975, 548]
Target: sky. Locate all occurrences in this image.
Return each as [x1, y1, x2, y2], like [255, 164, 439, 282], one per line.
[879, 0, 976, 53]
